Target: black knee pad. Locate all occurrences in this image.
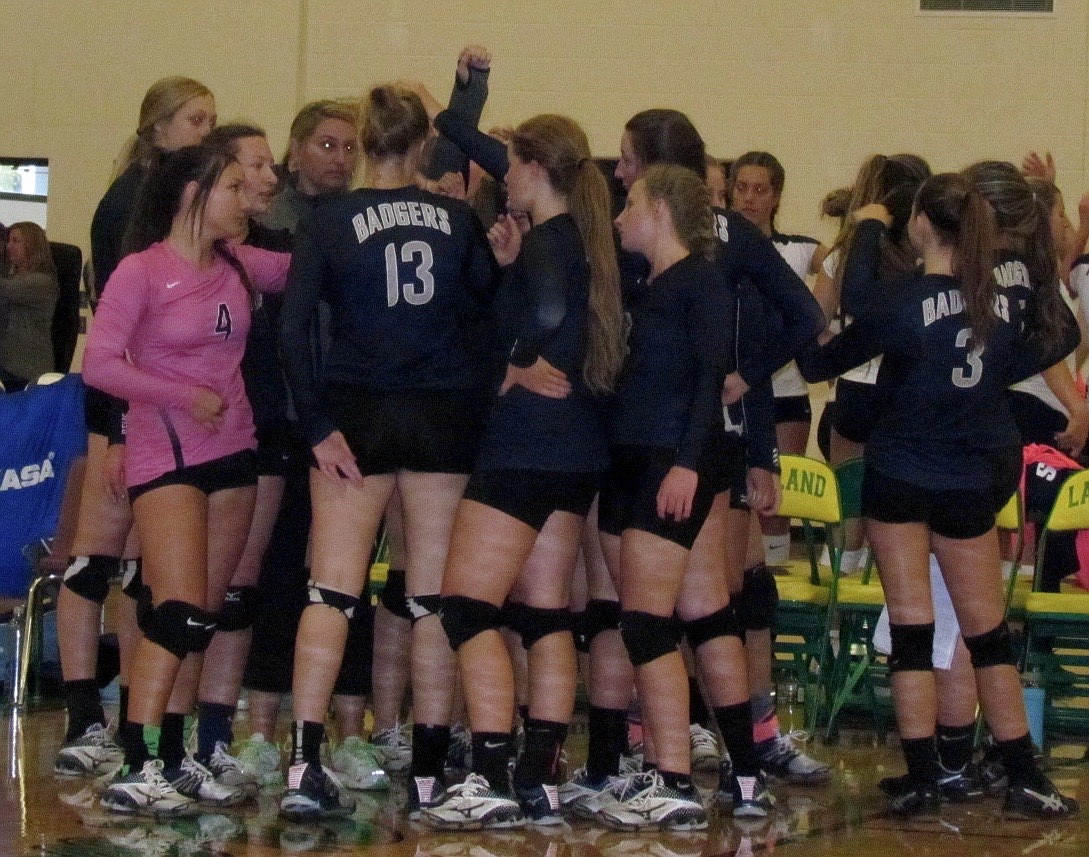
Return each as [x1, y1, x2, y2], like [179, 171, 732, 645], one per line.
[217, 585, 259, 632]
[63, 555, 120, 604]
[141, 600, 218, 659]
[508, 602, 573, 649]
[406, 593, 442, 625]
[121, 558, 143, 600]
[963, 622, 1017, 669]
[582, 598, 622, 646]
[888, 622, 935, 673]
[683, 604, 742, 650]
[736, 563, 779, 631]
[307, 581, 359, 619]
[620, 610, 683, 666]
[378, 568, 411, 621]
[439, 595, 503, 651]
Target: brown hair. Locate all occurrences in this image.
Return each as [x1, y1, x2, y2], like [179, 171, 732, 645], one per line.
[6, 222, 56, 277]
[915, 173, 996, 345]
[623, 109, 706, 179]
[117, 76, 213, 175]
[512, 115, 625, 395]
[359, 85, 429, 160]
[641, 164, 716, 260]
[730, 151, 786, 228]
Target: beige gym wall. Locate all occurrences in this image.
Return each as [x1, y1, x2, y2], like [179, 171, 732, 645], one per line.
[6, 0, 1087, 259]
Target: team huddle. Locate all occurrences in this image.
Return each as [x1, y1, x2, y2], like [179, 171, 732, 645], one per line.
[51, 45, 1081, 832]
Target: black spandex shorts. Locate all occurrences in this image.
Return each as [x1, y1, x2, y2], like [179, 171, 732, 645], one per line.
[84, 384, 117, 437]
[1007, 390, 1068, 447]
[463, 469, 599, 531]
[255, 421, 295, 477]
[326, 385, 483, 475]
[831, 379, 879, 445]
[129, 449, 258, 502]
[774, 394, 812, 425]
[598, 445, 718, 550]
[861, 448, 1020, 540]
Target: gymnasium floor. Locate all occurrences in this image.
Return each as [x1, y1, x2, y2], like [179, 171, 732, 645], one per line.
[2, 706, 1086, 857]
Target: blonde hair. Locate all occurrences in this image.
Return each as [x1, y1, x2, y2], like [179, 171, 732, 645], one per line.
[641, 164, 716, 259]
[284, 98, 361, 167]
[6, 222, 55, 277]
[116, 76, 213, 175]
[512, 115, 625, 394]
[359, 85, 428, 161]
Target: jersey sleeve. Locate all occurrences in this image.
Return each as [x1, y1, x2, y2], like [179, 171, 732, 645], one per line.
[425, 67, 490, 180]
[839, 219, 885, 317]
[235, 245, 291, 293]
[727, 214, 824, 386]
[280, 211, 336, 446]
[82, 256, 195, 410]
[434, 109, 510, 181]
[508, 229, 570, 368]
[738, 376, 779, 473]
[677, 281, 732, 470]
[796, 295, 905, 383]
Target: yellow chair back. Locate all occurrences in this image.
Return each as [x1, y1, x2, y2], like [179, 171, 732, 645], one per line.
[995, 492, 1021, 532]
[1044, 470, 1089, 532]
[778, 455, 842, 526]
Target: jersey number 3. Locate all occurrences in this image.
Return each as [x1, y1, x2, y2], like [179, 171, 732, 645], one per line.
[385, 241, 435, 307]
[951, 327, 983, 389]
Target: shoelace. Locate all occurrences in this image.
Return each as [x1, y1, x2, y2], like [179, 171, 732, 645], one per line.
[447, 773, 494, 797]
[623, 772, 669, 809]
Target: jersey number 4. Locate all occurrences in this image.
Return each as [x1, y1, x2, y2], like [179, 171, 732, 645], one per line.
[951, 327, 983, 389]
[385, 241, 435, 307]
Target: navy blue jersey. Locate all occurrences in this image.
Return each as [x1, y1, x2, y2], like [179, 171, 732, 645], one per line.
[711, 208, 825, 386]
[611, 253, 732, 470]
[477, 213, 610, 472]
[90, 161, 147, 298]
[281, 185, 499, 446]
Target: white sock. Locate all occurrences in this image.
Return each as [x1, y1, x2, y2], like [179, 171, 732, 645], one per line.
[763, 535, 791, 566]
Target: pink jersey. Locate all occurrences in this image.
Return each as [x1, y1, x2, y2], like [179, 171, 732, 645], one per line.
[83, 241, 289, 487]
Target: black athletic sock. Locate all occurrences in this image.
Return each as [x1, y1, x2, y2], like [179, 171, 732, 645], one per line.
[63, 679, 105, 742]
[159, 713, 186, 771]
[659, 769, 697, 796]
[586, 706, 628, 780]
[936, 722, 975, 773]
[514, 718, 568, 788]
[996, 733, 1046, 789]
[120, 720, 150, 770]
[118, 685, 130, 727]
[901, 735, 940, 785]
[291, 720, 325, 767]
[196, 701, 236, 763]
[714, 702, 759, 777]
[688, 677, 712, 728]
[411, 724, 451, 782]
[472, 731, 513, 793]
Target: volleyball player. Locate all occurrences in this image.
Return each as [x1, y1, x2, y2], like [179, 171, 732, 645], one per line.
[55, 76, 216, 778]
[420, 114, 624, 830]
[797, 175, 1079, 819]
[83, 143, 290, 815]
[277, 84, 498, 821]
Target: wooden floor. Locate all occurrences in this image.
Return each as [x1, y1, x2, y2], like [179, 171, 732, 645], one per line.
[2, 705, 1086, 857]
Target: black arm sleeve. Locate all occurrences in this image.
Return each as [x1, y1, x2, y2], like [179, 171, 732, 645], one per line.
[425, 68, 490, 180]
[739, 378, 779, 473]
[727, 215, 824, 386]
[796, 301, 901, 383]
[839, 219, 886, 319]
[677, 285, 732, 470]
[1006, 302, 1081, 386]
[508, 232, 568, 368]
[280, 213, 335, 446]
[434, 109, 510, 181]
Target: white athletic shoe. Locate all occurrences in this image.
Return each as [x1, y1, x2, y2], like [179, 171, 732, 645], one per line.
[101, 759, 196, 817]
[234, 732, 283, 786]
[206, 740, 261, 795]
[54, 723, 124, 778]
[166, 755, 247, 807]
[420, 773, 526, 830]
[597, 771, 707, 832]
[755, 731, 831, 785]
[330, 736, 390, 790]
[689, 724, 721, 772]
[280, 761, 356, 822]
[372, 724, 412, 772]
[558, 767, 632, 819]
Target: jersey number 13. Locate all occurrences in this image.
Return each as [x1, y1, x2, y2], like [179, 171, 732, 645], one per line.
[385, 241, 435, 307]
